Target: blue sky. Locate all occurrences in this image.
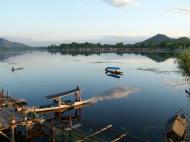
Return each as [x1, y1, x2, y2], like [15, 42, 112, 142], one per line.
[0, 0, 190, 46]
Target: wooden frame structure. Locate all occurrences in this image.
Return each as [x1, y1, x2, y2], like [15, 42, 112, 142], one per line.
[46, 86, 81, 107]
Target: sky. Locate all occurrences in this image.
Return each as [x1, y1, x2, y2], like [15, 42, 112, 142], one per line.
[0, 0, 190, 46]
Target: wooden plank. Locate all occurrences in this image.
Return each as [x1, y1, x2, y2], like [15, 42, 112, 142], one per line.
[77, 124, 112, 142]
[47, 87, 80, 100]
[0, 131, 15, 142]
[111, 133, 128, 142]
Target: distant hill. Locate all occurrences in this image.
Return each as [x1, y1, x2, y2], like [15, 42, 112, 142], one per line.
[0, 38, 30, 48]
[135, 34, 190, 48]
[141, 34, 172, 44]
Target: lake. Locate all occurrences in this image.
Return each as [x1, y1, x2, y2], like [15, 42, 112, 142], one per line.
[0, 51, 189, 142]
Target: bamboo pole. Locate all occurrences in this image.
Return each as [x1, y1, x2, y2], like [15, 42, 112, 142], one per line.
[77, 124, 112, 142]
[0, 131, 15, 142]
[111, 133, 128, 142]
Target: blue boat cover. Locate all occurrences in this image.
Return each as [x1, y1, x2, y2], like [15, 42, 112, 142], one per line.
[106, 67, 120, 70]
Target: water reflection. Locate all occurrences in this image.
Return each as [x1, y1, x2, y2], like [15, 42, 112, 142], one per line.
[94, 86, 139, 103]
[48, 50, 176, 63]
[137, 67, 177, 74]
[106, 73, 122, 79]
[0, 51, 189, 142]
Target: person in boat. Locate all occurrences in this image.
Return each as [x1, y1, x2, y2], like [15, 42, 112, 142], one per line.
[185, 88, 190, 95]
[12, 67, 15, 72]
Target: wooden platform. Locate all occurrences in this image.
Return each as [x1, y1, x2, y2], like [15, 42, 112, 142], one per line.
[0, 107, 24, 131]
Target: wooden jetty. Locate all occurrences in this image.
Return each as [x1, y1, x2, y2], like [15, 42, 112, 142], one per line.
[0, 89, 27, 108]
[0, 88, 150, 142]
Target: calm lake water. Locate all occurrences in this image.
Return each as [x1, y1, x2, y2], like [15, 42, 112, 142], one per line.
[0, 51, 190, 142]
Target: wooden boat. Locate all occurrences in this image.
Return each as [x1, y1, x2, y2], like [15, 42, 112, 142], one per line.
[12, 67, 24, 71]
[105, 67, 123, 75]
[25, 87, 94, 113]
[27, 98, 94, 113]
[165, 111, 188, 142]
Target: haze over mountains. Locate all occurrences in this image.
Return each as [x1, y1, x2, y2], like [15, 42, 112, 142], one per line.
[0, 38, 29, 48]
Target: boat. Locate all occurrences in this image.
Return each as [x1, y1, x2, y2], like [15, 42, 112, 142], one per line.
[25, 87, 94, 113]
[105, 67, 123, 75]
[27, 98, 94, 113]
[12, 67, 24, 71]
[185, 89, 190, 95]
[165, 111, 188, 142]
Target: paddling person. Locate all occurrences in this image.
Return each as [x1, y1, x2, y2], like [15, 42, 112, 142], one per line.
[12, 67, 15, 72]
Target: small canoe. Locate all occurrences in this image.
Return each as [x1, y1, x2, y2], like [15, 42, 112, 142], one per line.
[105, 67, 123, 75]
[26, 98, 94, 113]
[165, 112, 188, 142]
[12, 67, 24, 71]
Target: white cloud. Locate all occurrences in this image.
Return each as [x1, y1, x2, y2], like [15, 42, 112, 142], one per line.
[105, 0, 135, 7]
[168, 7, 190, 16]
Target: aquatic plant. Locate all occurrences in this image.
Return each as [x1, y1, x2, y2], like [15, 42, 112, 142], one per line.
[176, 49, 190, 82]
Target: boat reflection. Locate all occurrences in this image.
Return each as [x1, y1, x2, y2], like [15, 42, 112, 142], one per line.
[106, 73, 122, 79]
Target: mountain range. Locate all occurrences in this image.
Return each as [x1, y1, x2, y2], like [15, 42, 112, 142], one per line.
[135, 34, 190, 48]
[0, 38, 30, 48]
[1, 34, 190, 49]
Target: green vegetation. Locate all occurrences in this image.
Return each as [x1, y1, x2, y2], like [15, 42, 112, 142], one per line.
[48, 34, 190, 52]
[176, 49, 190, 82]
[48, 42, 128, 50]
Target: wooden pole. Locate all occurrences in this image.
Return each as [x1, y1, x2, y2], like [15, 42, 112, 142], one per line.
[78, 90, 81, 101]
[68, 116, 72, 128]
[0, 131, 15, 142]
[111, 133, 128, 142]
[25, 123, 29, 141]
[51, 121, 55, 142]
[58, 97, 61, 107]
[77, 124, 112, 142]
[10, 126, 16, 142]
